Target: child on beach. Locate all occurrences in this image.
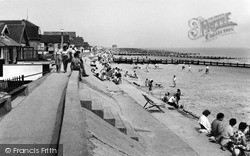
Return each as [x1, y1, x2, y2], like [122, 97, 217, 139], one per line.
[145, 78, 149, 87]
[162, 92, 170, 103]
[173, 75, 176, 87]
[133, 71, 138, 78]
[148, 79, 153, 92]
[205, 65, 209, 74]
[182, 65, 185, 70]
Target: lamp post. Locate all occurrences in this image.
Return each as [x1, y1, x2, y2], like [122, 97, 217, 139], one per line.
[61, 29, 64, 51]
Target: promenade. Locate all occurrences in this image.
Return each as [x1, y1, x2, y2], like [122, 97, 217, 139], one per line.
[0, 66, 70, 151]
[0, 58, 232, 155]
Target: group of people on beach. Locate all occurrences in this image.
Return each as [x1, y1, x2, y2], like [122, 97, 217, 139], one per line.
[161, 89, 182, 109]
[198, 110, 250, 156]
[182, 64, 209, 74]
[91, 61, 123, 85]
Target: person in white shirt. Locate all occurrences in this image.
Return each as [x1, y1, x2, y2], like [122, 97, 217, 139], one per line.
[205, 65, 209, 74]
[168, 94, 178, 108]
[198, 110, 211, 133]
[220, 118, 237, 151]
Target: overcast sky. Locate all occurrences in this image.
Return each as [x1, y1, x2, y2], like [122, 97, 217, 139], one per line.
[1, 0, 250, 48]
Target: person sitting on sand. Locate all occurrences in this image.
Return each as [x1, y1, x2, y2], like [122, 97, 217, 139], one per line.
[162, 92, 170, 103]
[133, 63, 140, 69]
[154, 64, 159, 69]
[124, 71, 128, 77]
[220, 118, 237, 151]
[90, 60, 97, 67]
[209, 113, 224, 142]
[132, 71, 138, 78]
[198, 110, 211, 133]
[230, 122, 250, 156]
[182, 65, 185, 70]
[168, 94, 178, 108]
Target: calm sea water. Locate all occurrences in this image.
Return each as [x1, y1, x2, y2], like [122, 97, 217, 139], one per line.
[144, 47, 250, 63]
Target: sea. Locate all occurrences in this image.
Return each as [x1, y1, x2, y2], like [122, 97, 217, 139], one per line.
[144, 47, 250, 63]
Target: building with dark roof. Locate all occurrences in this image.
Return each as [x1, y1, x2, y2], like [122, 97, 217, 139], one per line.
[6, 24, 29, 46]
[0, 24, 21, 64]
[43, 31, 76, 40]
[70, 36, 84, 48]
[0, 19, 41, 50]
[41, 35, 70, 52]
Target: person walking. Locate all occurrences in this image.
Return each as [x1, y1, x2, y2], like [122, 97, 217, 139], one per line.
[62, 50, 69, 73]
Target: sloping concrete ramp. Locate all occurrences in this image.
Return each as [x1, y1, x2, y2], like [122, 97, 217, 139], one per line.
[0, 72, 69, 145]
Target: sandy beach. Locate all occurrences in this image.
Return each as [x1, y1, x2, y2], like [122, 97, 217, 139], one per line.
[112, 62, 250, 126]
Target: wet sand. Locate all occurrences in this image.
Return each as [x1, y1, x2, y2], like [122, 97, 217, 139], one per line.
[112, 63, 250, 126]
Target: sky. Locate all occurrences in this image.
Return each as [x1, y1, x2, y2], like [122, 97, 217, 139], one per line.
[1, 0, 250, 48]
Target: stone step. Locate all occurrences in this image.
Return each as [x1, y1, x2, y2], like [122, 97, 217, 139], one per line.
[123, 120, 139, 141]
[90, 96, 104, 119]
[103, 107, 115, 127]
[79, 83, 92, 110]
[79, 83, 104, 118]
[113, 113, 127, 135]
[11, 96, 26, 108]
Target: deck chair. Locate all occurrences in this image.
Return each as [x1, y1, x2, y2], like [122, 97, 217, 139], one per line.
[142, 94, 164, 113]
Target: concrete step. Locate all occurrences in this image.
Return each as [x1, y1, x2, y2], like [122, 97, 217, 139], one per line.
[113, 113, 127, 135]
[79, 82, 104, 118]
[90, 96, 104, 119]
[11, 96, 26, 108]
[123, 120, 139, 141]
[79, 88, 92, 110]
[103, 107, 115, 127]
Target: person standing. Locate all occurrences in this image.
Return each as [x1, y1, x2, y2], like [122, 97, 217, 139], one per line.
[148, 79, 153, 92]
[145, 78, 149, 87]
[205, 65, 209, 74]
[173, 75, 176, 87]
[176, 89, 181, 107]
[62, 50, 69, 73]
[55, 50, 62, 73]
[188, 65, 191, 72]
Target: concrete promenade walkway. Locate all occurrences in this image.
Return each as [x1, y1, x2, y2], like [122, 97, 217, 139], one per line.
[0, 67, 70, 146]
[118, 79, 230, 156]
